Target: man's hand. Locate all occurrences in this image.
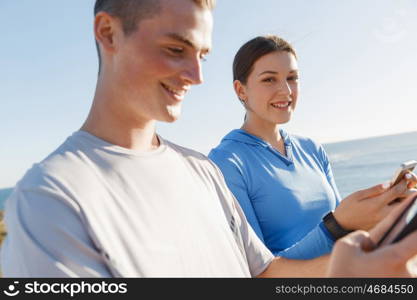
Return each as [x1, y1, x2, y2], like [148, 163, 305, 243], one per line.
[327, 193, 417, 277]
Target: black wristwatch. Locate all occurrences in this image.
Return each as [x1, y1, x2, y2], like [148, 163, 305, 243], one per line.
[322, 211, 353, 241]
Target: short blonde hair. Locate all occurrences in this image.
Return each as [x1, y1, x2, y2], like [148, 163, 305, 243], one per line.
[94, 0, 215, 35]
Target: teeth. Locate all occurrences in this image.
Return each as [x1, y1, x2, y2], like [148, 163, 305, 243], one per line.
[271, 102, 290, 108]
[162, 83, 186, 96]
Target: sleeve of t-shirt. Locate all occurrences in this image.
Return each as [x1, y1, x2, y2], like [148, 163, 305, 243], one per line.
[318, 144, 342, 205]
[207, 156, 274, 277]
[233, 195, 275, 276]
[0, 183, 112, 277]
[208, 149, 266, 243]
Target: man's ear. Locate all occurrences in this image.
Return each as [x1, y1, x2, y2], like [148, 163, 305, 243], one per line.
[233, 80, 247, 103]
[94, 12, 119, 56]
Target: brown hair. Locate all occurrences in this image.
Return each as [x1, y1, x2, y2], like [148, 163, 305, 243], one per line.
[233, 35, 297, 85]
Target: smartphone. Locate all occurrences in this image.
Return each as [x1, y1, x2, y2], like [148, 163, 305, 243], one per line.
[390, 160, 417, 187]
[377, 194, 417, 247]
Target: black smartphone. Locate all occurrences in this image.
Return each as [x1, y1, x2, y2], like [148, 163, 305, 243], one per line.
[377, 194, 417, 247]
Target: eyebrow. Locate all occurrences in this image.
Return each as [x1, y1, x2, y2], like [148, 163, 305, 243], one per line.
[165, 32, 211, 54]
[258, 70, 298, 76]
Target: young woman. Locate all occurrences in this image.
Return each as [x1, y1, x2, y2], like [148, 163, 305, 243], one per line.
[209, 35, 416, 259]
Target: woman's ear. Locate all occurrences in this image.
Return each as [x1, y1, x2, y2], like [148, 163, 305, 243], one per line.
[233, 80, 247, 103]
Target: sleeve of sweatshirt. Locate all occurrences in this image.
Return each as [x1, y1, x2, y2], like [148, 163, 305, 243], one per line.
[209, 147, 335, 259]
[318, 144, 342, 205]
[275, 142, 338, 259]
[274, 222, 336, 259]
[208, 148, 267, 244]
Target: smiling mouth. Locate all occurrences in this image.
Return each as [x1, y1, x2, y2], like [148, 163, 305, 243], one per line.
[161, 83, 187, 101]
[271, 101, 292, 109]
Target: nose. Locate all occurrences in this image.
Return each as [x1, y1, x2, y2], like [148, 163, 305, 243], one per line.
[180, 57, 203, 85]
[277, 80, 292, 97]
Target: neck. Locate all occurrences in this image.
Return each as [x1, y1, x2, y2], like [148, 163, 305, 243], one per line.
[241, 116, 283, 148]
[81, 78, 159, 151]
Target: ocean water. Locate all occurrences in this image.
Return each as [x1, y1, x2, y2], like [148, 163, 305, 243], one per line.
[0, 188, 13, 210]
[0, 131, 416, 209]
[324, 131, 417, 198]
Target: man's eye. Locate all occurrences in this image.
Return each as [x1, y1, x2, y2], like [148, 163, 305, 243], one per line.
[167, 47, 184, 54]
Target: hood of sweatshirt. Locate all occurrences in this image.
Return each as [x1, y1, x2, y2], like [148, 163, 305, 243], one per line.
[221, 128, 291, 147]
[219, 128, 293, 165]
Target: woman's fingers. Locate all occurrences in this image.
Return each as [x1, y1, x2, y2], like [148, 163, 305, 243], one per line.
[380, 179, 409, 206]
[350, 183, 390, 201]
[405, 172, 417, 189]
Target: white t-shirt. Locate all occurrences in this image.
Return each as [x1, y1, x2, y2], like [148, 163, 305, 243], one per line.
[1, 131, 273, 277]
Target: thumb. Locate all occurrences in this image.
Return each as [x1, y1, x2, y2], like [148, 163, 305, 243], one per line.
[336, 230, 372, 253]
[328, 231, 372, 277]
[389, 179, 409, 198]
[378, 179, 409, 207]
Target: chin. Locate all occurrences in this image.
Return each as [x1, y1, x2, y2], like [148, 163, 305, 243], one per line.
[161, 107, 181, 123]
[164, 115, 179, 123]
[158, 114, 180, 123]
[274, 116, 292, 125]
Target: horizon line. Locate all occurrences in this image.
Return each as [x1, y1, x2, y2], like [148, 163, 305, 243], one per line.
[323, 130, 417, 145]
[1, 130, 417, 190]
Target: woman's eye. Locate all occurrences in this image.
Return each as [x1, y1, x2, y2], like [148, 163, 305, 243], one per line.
[262, 77, 274, 83]
[287, 76, 299, 81]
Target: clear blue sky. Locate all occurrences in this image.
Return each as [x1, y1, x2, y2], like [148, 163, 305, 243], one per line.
[1, 0, 417, 188]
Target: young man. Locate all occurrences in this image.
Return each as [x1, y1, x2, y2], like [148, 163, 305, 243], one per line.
[1, 0, 417, 277]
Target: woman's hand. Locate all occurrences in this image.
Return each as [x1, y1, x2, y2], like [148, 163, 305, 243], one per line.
[333, 172, 417, 231]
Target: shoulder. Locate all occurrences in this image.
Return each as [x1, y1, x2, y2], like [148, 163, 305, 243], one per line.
[209, 146, 244, 165]
[5, 165, 83, 241]
[164, 138, 226, 179]
[209, 133, 255, 167]
[287, 132, 330, 167]
[287, 132, 327, 155]
[164, 138, 211, 163]
[19, 136, 82, 188]
[11, 135, 102, 211]
[288, 132, 321, 149]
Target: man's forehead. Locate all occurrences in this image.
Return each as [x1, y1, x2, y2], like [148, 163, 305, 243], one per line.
[156, 0, 213, 48]
[164, 32, 212, 53]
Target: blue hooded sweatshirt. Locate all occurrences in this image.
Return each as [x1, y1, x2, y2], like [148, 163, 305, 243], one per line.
[209, 129, 341, 259]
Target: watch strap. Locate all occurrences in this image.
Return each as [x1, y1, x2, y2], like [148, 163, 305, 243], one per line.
[322, 211, 353, 241]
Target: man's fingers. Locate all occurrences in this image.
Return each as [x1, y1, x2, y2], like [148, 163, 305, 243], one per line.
[385, 231, 417, 264]
[370, 193, 417, 243]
